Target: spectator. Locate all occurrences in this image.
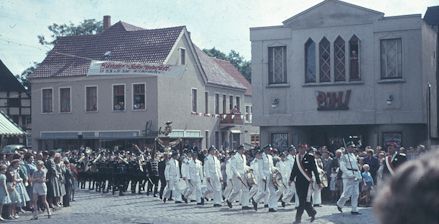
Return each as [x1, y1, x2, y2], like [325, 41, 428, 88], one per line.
[374, 150, 439, 224]
[363, 149, 379, 183]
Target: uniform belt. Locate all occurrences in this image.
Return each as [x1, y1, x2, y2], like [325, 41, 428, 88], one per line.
[347, 168, 358, 171]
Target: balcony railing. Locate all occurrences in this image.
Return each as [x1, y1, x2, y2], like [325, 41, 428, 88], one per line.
[220, 113, 244, 126]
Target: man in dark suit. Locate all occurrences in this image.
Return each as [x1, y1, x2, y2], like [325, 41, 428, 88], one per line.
[382, 143, 407, 178]
[289, 144, 321, 223]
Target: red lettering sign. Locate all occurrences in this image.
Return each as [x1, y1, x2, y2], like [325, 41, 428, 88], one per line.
[316, 90, 351, 110]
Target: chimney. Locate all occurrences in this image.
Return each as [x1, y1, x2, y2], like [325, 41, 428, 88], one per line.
[103, 15, 111, 30]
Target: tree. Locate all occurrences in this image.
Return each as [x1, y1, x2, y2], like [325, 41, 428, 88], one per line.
[203, 48, 251, 83]
[16, 62, 38, 91]
[37, 19, 103, 46]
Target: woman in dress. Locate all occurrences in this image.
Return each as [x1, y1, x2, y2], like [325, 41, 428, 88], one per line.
[54, 154, 65, 207]
[6, 161, 21, 219]
[11, 159, 30, 211]
[31, 160, 51, 220]
[0, 164, 11, 221]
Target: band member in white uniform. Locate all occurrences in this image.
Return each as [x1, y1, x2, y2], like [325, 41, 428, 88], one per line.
[282, 146, 298, 207]
[223, 150, 235, 200]
[256, 145, 279, 212]
[204, 146, 223, 207]
[226, 145, 251, 210]
[251, 149, 266, 211]
[181, 153, 191, 203]
[336, 143, 362, 215]
[187, 150, 204, 205]
[163, 151, 182, 203]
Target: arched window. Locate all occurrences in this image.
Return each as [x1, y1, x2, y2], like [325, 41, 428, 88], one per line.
[305, 39, 316, 83]
[334, 36, 345, 82]
[349, 35, 360, 81]
[319, 37, 331, 82]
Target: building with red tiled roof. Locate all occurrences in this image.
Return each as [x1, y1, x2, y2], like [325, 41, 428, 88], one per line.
[30, 16, 258, 150]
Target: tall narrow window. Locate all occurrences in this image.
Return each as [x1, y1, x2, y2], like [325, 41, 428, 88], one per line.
[113, 85, 125, 111]
[245, 105, 251, 122]
[305, 39, 316, 83]
[59, 87, 71, 113]
[180, 48, 186, 65]
[86, 86, 97, 112]
[268, 46, 287, 84]
[192, 89, 197, 112]
[319, 37, 331, 82]
[334, 36, 346, 82]
[215, 94, 219, 114]
[349, 35, 361, 81]
[229, 96, 233, 111]
[380, 38, 402, 80]
[215, 131, 220, 149]
[205, 92, 209, 113]
[42, 88, 53, 113]
[222, 94, 226, 114]
[236, 96, 240, 111]
[133, 84, 145, 110]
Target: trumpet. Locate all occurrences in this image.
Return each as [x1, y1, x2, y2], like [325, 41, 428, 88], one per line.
[118, 156, 129, 164]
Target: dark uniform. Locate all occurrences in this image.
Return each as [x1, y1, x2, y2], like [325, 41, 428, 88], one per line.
[382, 152, 407, 178]
[158, 159, 167, 199]
[146, 158, 159, 196]
[290, 152, 320, 223]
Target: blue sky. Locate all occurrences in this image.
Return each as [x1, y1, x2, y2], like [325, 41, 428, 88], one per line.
[0, 0, 436, 76]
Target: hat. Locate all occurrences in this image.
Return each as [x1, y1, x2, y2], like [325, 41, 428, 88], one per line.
[237, 144, 245, 150]
[263, 144, 272, 150]
[288, 145, 296, 151]
[171, 151, 178, 157]
[346, 142, 356, 148]
[208, 145, 217, 152]
[298, 144, 308, 149]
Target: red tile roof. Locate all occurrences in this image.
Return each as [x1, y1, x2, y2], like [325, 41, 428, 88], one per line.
[30, 21, 184, 78]
[213, 58, 252, 96]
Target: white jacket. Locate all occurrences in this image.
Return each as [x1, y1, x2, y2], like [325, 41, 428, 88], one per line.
[225, 158, 233, 181]
[231, 153, 247, 178]
[181, 159, 190, 179]
[204, 155, 222, 179]
[165, 158, 180, 181]
[259, 153, 274, 180]
[339, 153, 361, 179]
[188, 159, 203, 183]
[250, 158, 260, 182]
[276, 160, 290, 184]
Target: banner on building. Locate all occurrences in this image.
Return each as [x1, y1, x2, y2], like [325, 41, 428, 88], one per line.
[87, 60, 185, 76]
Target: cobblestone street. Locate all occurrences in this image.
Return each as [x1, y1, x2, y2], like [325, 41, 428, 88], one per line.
[14, 190, 378, 224]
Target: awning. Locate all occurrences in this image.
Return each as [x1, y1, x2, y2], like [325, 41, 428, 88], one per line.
[0, 111, 25, 137]
[230, 130, 241, 134]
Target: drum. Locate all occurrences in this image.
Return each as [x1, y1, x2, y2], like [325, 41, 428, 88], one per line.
[272, 169, 284, 189]
[319, 170, 328, 188]
[176, 178, 187, 192]
[244, 169, 256, 186]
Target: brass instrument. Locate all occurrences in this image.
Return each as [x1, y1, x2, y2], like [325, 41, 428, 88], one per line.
[272, 169, 285, 189]
[244, 169, 256, 187]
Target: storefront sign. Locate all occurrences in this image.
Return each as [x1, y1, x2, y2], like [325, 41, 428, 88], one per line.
[316, 90, 351, 111]
[87, 60, 185, 76]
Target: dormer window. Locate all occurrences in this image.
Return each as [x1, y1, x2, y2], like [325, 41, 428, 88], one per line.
[180, 48, 186, 65]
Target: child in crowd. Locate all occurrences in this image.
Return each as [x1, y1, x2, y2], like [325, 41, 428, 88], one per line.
[0, 165, 11, 221]
[361, 164, 374, 206]
[329, 168, 339, 202]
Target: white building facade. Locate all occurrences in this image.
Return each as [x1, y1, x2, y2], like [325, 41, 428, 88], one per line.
[250, 0, 438, 151]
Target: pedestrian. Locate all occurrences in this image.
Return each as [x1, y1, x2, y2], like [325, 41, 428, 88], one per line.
[336, 143, 362, 215]
[360, 164, 374, 206]
[289, 144, 321, 224]
[30, 160, 51, 220]
[0, 164, 11, 221]
[329, 167, 339, 202]
[374, 149, 439, 224]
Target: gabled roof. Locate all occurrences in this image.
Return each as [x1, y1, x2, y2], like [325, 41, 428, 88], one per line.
[424, 6, 439, 26]
[194, 46, 246, 90]
[213, 58, 251, 96]
[0, 60, 25, 92]
[283, 0, 384, 25]
[0, 111, 25, 136]
[30, 21, 185, 79]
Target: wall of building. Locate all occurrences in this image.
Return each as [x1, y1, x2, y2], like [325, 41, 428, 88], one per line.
[31, 75, 158, 149]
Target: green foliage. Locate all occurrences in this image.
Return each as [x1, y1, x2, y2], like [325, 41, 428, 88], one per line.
[37, 19, 103, 46]
[16, 62, 38, 91]
[203, 48, 251, 83]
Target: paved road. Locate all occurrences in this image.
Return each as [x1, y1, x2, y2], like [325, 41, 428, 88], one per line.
[16, 190, 379, 224]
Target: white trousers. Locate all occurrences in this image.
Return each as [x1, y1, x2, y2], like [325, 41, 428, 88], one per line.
[206, 177, 222, 205]
[227, 176, 250, 207]
[186, 180, 202, 203]
[253, 179, 267, 203]
[163, 179, 182, 202]
[337, 178, 360, 212]
[267, 175, 282, 209]
[223, 179, 233, 199]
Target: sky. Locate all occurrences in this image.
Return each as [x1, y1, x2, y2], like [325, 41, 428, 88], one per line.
[0, 0, 436, 76]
